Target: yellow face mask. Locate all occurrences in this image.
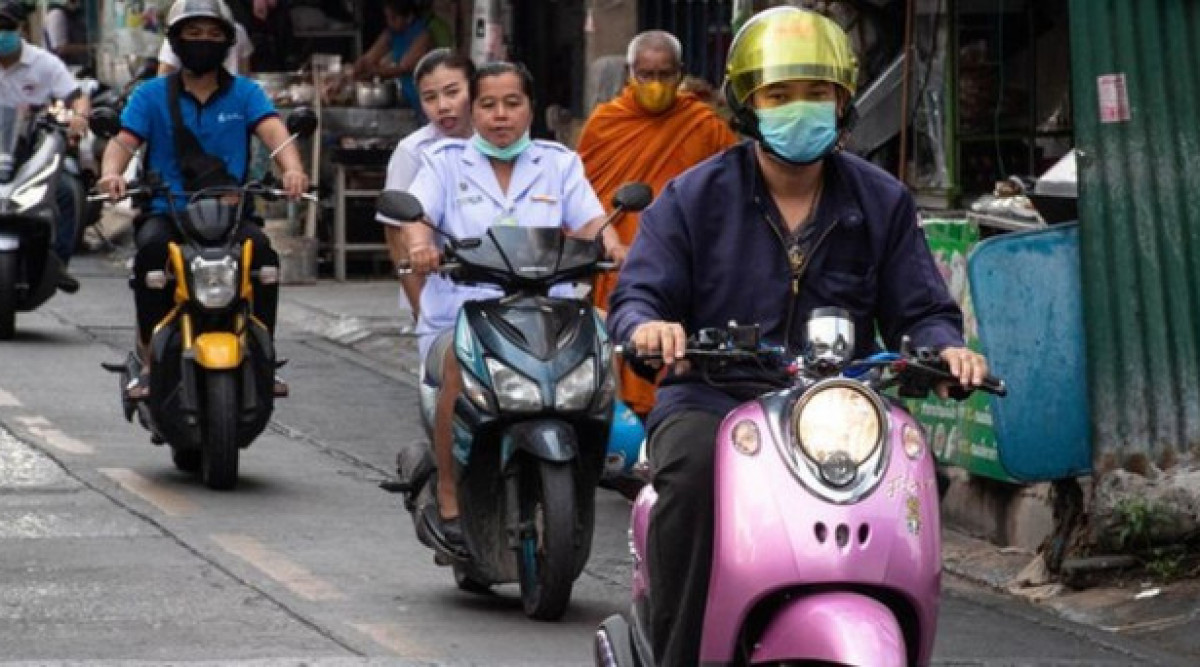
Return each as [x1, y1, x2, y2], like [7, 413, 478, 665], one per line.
[631, 79, 678, 114]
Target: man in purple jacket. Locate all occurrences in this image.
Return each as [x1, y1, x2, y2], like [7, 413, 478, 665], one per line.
[607, 8, 990, 666]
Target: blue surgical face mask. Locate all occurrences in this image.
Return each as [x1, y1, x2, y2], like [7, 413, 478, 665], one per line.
[472, 131, 532, 162]
[756, 100, 839, 165]
[0, 31, 21, 57]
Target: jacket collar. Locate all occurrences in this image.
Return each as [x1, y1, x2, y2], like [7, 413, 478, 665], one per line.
[741, 141, 865, 231]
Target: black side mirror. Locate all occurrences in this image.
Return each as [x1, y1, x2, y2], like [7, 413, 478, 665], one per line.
[377, 190, 424, 222]
[285, 107, 319, 139]
[612, 182, 653, 212]
[89, 107, 121, 139]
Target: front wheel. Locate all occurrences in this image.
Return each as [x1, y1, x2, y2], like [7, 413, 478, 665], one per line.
[0, 251, 17, 339]
[171, 446, 201, 473]
[201, 370, 240, 490]
[516, 460, 577, 621]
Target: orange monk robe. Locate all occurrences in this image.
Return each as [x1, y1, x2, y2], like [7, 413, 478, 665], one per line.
[577, 85, 738, 416]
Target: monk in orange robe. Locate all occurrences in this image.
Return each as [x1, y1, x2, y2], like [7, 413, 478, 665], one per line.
[578, 30, 738, 417]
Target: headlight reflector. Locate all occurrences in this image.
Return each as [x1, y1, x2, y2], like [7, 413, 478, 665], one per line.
[486, 357, 542, 412]
[793, 385, 883, 484]
[555, 358, 595, 411]
[731, 420, 761, 456]
[191, 256, 239, 308]
[461, 368, 493, 412]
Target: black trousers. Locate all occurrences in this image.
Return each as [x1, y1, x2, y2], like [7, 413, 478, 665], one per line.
[647, 409, 723, 667]
[133, 215, 279, 343]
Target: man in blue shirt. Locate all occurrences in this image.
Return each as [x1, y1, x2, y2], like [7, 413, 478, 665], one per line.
[96, 0, 308, 399]
[608, 8, 990, 666]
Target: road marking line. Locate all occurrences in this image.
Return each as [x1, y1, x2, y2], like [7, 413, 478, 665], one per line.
[99, 467, 197, 516]
[0, 388, 21, 407]
[348, 622, 436, 659]
[13, 415, 94, 455]
[211, 533, 346, 602]
[27, 427, 94, 455]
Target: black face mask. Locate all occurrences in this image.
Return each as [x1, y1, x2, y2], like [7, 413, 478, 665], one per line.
[175, 39, 228, 75]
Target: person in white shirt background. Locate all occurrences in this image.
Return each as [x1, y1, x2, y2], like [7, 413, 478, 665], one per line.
[376, 47, 475, 329]
[0, 0, 89, 291]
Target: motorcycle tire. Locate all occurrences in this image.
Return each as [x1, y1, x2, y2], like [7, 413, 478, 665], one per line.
[516, 460, 576, 621]
[0, 251, 15, 339]
[201, 370, 240, 490]
[171, 446, 201, 473]
[452, 564, 491, 595]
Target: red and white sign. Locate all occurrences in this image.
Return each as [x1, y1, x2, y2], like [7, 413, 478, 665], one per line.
[1097, 73, 1131, 124]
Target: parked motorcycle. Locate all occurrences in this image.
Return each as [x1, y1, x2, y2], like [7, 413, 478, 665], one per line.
[92, 107, 318, 490]
[595, 311, 1006, 666]
[0, 105, 79, 339]
[379, 183, 651, 620]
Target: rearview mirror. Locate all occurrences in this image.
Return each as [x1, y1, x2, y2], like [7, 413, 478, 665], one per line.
[377, 190, 424, 222]
[89, 107, 121, 140]
[612, 182, 653, 212]
[285, 107, 319, 139]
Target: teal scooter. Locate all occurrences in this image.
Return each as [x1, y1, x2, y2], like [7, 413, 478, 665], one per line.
[380, 184, 651, 621]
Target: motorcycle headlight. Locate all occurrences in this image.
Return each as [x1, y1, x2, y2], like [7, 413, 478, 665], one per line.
[793, 384, 884, 488]
[485, 357, 542, 412]
[191, 256, 239, 309]
[461, 368, 493, 412]
[555, 357, 595, 411]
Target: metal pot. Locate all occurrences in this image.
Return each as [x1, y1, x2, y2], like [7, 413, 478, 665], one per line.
[355, 78, 396, 108]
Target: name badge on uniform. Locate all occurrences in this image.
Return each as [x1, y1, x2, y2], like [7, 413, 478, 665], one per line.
[531, 194, 558, 204]
[457, 194, 484, 205]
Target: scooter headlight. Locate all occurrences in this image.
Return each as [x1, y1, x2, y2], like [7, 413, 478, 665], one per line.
[555, 357, 595, 411]
[191, 256, 239, 309]
[485, 357, 542, 412]
[792, 383, 884, 488]
[460, 368, 494, 412]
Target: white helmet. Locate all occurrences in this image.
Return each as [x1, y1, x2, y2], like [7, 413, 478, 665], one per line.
[165, 0, 236, 43]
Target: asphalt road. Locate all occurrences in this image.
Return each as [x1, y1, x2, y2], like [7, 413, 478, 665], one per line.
[0, 253, 1186, 666]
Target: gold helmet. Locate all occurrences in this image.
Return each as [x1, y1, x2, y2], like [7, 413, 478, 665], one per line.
[725, 7, 858, 107]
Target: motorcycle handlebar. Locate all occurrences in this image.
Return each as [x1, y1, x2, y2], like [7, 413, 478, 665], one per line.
[615, 342, 1008, 399]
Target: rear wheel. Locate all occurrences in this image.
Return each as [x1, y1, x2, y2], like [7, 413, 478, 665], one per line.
[516, 460, 577, 621]
[201, 370, 239, 490]
[0, 251, 17, 339]
[171, 446, 201, 473]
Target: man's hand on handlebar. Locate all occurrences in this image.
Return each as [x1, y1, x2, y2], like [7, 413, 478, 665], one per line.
[97, 173, 126, 202]
[935, 346, 990, 400]
[630, 320, 688, 368]
[280, 169, 310, 200]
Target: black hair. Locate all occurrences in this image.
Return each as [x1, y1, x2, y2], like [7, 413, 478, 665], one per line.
[382, 0, 419, 17]
[414, 48, 476, 87]
[470, 61, 535, 105]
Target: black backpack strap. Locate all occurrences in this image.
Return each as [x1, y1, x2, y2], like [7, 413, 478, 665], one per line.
[166, 72, 238, 192]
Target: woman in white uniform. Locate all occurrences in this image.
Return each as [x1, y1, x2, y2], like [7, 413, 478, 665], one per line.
[405, 62, 625, 548]
[377, 48, 475, 325]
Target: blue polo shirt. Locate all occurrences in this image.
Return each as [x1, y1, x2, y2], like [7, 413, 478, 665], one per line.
[121, 72, 278, 212]
[608, 142, 965, 432]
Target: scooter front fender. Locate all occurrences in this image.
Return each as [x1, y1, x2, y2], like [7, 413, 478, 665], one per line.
[749, 591, 906, 667]
[501, 419, 577, 471]
[193, 332, 242, 370]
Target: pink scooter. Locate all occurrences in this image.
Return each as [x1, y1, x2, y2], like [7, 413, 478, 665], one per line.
[595, 310, 1005, 666]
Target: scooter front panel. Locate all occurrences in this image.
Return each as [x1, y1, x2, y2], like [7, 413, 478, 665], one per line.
[701, 399, 940, 664]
